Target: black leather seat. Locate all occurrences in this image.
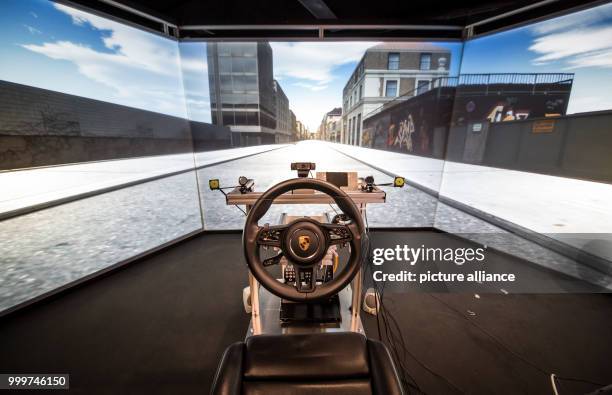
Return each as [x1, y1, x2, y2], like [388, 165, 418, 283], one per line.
[210, 332, 404, 395]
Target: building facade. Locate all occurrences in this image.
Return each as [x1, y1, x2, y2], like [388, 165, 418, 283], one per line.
[319, 107, 342, 142]
[289, 109, 298, 141]
[207, 42, 278, 146]
[296, 120, 309, 140]
[273, 79, 292, 143]
[342, 43, 451, 146]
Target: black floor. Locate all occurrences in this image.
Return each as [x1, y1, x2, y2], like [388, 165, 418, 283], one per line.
[0, 233, 250, 395]
[1, 231, 611, 394]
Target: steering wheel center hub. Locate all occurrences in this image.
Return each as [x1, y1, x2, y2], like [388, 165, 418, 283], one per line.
[285, 220, 327, 265]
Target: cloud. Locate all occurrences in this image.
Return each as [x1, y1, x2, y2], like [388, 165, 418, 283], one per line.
[23, 24, 41, 35]
[529, 26, 612, 67]
[531, 4, 612, 35]
[529, 4, 612, 69]
[21, 3, 188, 118]
[180, 57, 208, 73]
[48, 3, 181, 76]
[270, 42, 376, 84]
[23, 41, 135, 95]
[567, 95, 612, 114]
[184, 97, 211, 122]
[30, 11, 38, 18]
[186, 98, 210, 107]
[271, 42, 378, 129]
[293, 81, 328, 91]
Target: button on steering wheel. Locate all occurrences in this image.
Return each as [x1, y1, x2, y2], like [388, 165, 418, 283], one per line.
[243, 178, 367, 302]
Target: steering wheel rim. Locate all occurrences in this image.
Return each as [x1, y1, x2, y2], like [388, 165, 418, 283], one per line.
[243, 178, 367, 302]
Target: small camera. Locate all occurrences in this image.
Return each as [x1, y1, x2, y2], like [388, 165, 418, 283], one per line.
[360, 175, 375, 192]
[238, 176, 254, 193]
[291, 162, 316, 178]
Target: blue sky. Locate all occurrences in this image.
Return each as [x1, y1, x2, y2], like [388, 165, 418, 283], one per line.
[1, 0, 612, 130]
[0, 0, 192, 119]
[460, 3, 612, 114]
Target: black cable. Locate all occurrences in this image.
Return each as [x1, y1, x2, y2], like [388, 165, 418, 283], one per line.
[362, 225, 425, 394]
[361, 203, 604, 394]
[374, 285, 383, 344]
[212, 184, 246, 216]
[362, 211, 467, 394]
[554, 376, 606, 388]
[429, 293, 550, 375]
[386, 299, 463, 394]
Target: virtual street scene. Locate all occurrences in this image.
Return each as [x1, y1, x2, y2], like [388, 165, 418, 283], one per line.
[1, 0, 612, 394]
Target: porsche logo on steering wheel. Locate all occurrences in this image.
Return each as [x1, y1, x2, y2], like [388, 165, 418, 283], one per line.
[298, 235, 311, 251]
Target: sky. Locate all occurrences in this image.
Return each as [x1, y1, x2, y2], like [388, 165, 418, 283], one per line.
[460, 3, 612, 114]
[1, 0, 612, 130]
[269, 41, 461, 131]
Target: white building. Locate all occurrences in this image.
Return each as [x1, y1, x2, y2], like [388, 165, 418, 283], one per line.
[319, 107, 342, 142]
[342, 43, 451, 146]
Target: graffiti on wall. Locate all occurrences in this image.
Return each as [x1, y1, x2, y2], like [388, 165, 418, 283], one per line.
[453, 95, 570, 126]
[361, 80, 572, 158]
[362, 88, 453, 157]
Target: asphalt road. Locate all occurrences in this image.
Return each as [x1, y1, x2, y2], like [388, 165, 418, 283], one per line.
[1, 141, 610, 313]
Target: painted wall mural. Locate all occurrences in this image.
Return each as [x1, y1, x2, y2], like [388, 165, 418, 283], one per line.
[361, 74, 573, 159]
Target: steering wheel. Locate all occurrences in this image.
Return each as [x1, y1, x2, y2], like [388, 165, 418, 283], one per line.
[243, 178, 367, 302]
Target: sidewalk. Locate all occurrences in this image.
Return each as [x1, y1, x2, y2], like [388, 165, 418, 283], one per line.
[0, 145, 286, 220]
[331, 143, 612, 262]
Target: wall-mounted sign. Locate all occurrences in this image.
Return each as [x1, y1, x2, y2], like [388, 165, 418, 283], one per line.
[532, 119, 555, 134]
[472, 123, 483, 133]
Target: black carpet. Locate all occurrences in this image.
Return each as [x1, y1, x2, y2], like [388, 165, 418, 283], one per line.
[0, 233, 250, 395]
[1, 231, 611, 394]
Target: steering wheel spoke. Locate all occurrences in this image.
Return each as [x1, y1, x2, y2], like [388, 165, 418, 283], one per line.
[295, 266, 316, 293]
[323, 223, 353, 246]
[256, 223, 287, 248]
[262, 251, 284, 267]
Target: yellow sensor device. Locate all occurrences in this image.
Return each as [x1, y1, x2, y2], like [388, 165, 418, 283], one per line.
[209, 179, 220, 190]
[394, 177, 405, 188]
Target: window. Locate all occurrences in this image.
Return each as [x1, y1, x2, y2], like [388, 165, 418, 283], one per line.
[417, 80, 430, 95]
[232, 75, 258, 92]
[420, 53, 432, 70]
[385, 80, 398, 97]
[356, 113, 361, 145]
[218, 57, 232, 72]
[220, 74, 233, 92]
[388, 53, 400, 70]
[359, 84, 363, 99]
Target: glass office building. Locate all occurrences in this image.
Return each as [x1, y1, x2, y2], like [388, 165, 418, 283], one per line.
[207, 42, 278, 146]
